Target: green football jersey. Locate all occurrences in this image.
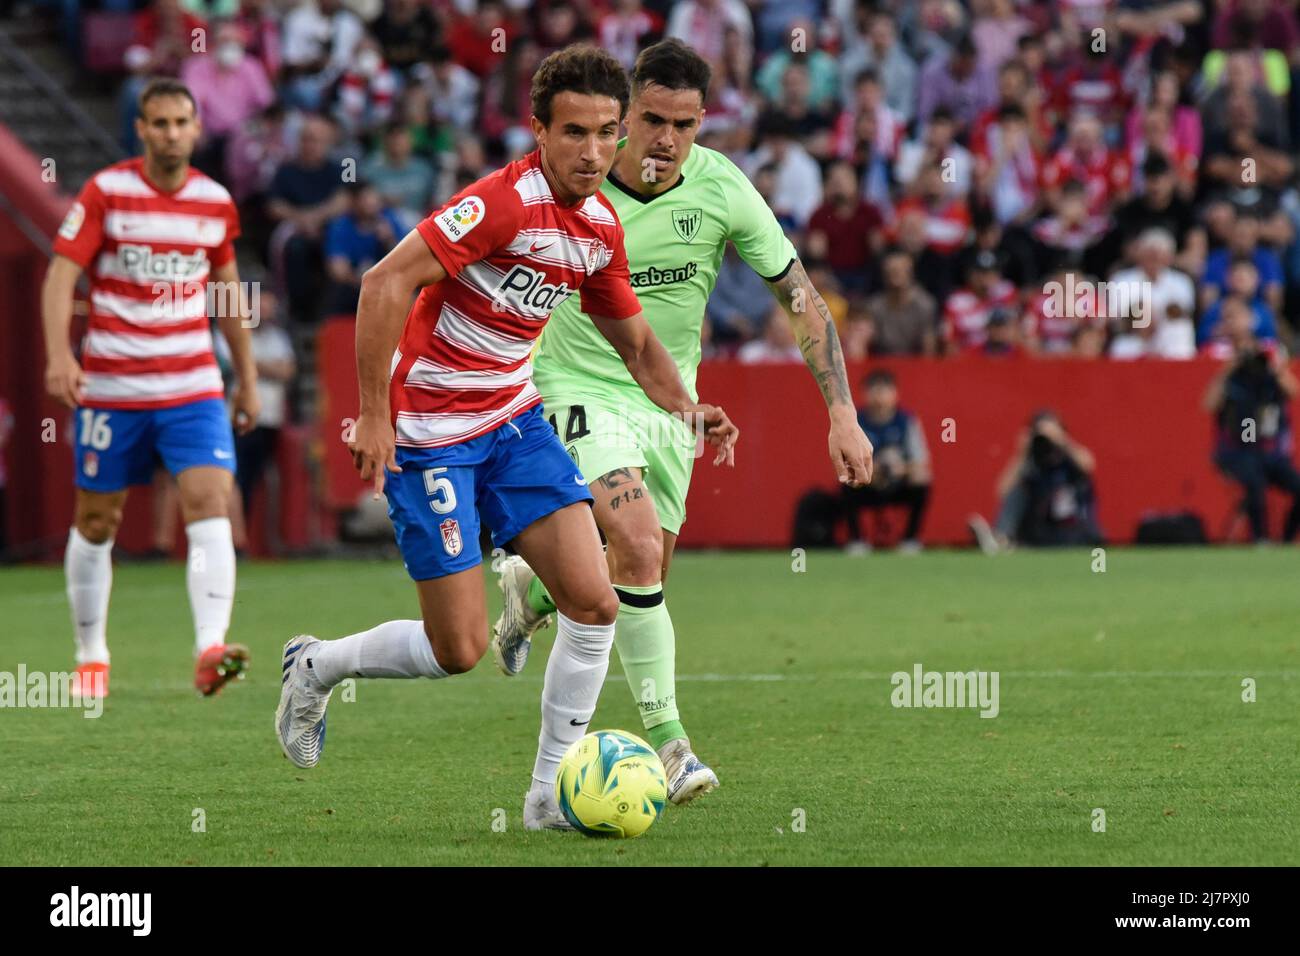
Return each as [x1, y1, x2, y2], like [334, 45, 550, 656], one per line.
[533, 142, 796, 402]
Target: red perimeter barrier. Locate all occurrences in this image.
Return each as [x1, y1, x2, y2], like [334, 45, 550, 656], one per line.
[317, 315, 1299, 546]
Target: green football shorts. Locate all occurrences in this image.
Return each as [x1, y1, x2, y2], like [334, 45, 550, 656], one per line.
[539, 391, 698, 535]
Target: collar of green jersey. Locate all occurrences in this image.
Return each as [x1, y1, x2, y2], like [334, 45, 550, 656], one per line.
[605, 137, 689, 204]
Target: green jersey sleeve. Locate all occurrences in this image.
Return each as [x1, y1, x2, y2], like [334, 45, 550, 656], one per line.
[721, 158, 797, 282]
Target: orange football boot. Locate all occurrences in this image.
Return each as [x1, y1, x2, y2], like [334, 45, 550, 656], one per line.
[194, 643, 250, 696]
[72, 662, 110, 698]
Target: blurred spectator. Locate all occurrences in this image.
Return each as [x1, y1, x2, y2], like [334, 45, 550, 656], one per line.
[838, 11, 917, 122]
[1200, 292, 1278, 354]
[745, 116, 823, 228]
[972, 103, 1040, 227]
[916, 33, 997, 128]
[421, 44, 482, 134]
[896, 106, 973, 198]
[1031, 179, 1110, 277]
[133, 0, 206, 77]
[180, 20, 275, 177]
[1022, 268, 1106, 356]
[756, 17, 839, 111]
[232, 0, 282, 80]
[1209, 0, 1300, 54]
[1041, 113, 1131, 218]
[738, 306, 803, 363]
[970, 0, 1029, 73]
[969, 410, 1101, 552]
[280, 0, 364, 111]
[863, 248, 938, 356]
[446, 1, 518, 78]
[706, 246, 772, 346]
[941, 249, 1016, 354]
[806, 160, 883, 295]
[1203, 319, 1300, 542]
[266, 113, 349, 323]
[598, 0, 664, 71]
[979, 308, 1022, 355]
[1108, 228, 1197, 359]
[1048, 38, 1129, 136]
[226, 102, 293, 205]
[330, 33, 399, 139]
[833, 70, 904, 170]
[1201, 211, 1284, 316]
[480, 37, 545, 158]
[1198, 261, 1280, 345]
[361, 122, 436, 232]
[842, 369, 931, 554]
[892, 161, 973, 261]
[323, 182, 402, 314]
[372, 0, 441, 76]
[666, 0, 753, 69]
[1109, 153, 1203, 272]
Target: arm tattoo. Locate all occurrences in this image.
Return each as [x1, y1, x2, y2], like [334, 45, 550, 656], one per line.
[766, 259, 853, 409]
[597, 467, 637, 491]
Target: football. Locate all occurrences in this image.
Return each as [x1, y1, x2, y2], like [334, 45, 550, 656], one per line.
[555, 730, 668, 838]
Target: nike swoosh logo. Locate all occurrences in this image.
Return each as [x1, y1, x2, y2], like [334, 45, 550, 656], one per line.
[214, 449, 233, 459]
[574, 475, 587, 485]
[529, 242, 553, 254]
[569, 717, 590, 727]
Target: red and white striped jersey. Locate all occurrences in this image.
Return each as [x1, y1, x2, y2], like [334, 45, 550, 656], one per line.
[52, 157, 239, 410]
[391, 149, 641, 448]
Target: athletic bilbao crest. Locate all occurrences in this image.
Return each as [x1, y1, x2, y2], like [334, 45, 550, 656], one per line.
[671, 208, 702, 243]
[440, 518, 462, 557]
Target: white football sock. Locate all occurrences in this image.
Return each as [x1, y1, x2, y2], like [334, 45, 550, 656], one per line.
[307, 619, 448, 689]
[532, 612, 615, 786]
[65, 527, 113, 665]
[185, 517, 236, 655]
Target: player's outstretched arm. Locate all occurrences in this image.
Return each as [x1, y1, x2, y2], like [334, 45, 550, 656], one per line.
[765, 257, 874, 486]
[41, 254, 86, 408]
[590, 311, 739, 466]
[211, 259, 260, 435]
[350, 230, 448, 496]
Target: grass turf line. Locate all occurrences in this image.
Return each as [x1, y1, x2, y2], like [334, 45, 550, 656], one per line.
[0, 548, 1296, 865]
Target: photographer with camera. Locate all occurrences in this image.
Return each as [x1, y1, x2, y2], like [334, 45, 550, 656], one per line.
[1202, 301, 1300, 542]
[968, 410, 1101, 553]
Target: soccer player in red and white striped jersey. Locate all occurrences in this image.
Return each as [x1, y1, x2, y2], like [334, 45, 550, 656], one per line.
[41, 78, 259, 699]
[274, 46, 738, 830]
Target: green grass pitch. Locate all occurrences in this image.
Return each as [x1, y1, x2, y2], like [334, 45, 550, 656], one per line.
[1, 548, 1296, 866]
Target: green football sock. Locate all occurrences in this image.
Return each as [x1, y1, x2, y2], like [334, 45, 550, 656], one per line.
[612, 583, 686, 746]
[527, 575, 558, 616]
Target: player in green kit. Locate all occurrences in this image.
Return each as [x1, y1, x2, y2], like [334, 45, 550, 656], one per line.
[492, 39, 874, 804]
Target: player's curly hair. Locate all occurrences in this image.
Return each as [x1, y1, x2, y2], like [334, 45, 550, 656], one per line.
[530, 45, 630, 128]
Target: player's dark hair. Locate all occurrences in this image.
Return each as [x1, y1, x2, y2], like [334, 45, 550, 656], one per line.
[865, 369, 896, 388]
[632, 38, 711, 101]
[531, 44, 630, 127]
[138, 77, 197, 115]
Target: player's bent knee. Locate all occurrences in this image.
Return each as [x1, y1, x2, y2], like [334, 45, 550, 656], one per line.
[559, 588, 619, 628]
[422, 624, 485, 674]
[607, 529, 663, 585]
[76, 509, 122, 543]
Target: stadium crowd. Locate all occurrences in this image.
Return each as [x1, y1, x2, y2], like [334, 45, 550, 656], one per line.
[41, 0, 1297, 368]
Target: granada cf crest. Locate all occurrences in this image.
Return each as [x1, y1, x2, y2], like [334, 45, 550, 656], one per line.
[440, 518, 462, 557]
[671, 208, 702, 242]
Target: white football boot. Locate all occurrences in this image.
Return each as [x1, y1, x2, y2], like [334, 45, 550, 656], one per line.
[491, 555, 552, 676]
[658, 738, 720, 805]
[523, 784, 574, 831]
[275, 636, 333, 769]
